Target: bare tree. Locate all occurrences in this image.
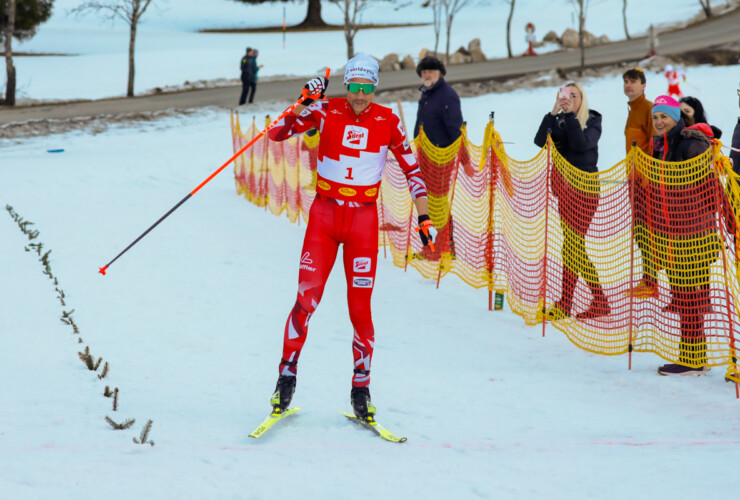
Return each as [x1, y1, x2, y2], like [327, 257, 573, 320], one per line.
[72, 0, 154, 97]
[622, 0, 630, 40]
[505, 0, 516, 58]
[442, 0, 471, 62]
[698, 0, 712, 17]
[429, 0, 443, 56]
[570, 0, 587, 76]
[329, 0, 370, 60]
[3, 0, 16, 105]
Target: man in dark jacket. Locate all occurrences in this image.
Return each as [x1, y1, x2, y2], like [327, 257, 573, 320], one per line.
[412, 55, 470, 260]
[731, 81, 740, 171]
[239, 47, 257, 105]
[413, 56, 463, 148]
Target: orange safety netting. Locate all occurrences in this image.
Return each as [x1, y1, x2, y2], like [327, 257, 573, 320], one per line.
[230, 111, 740, 384]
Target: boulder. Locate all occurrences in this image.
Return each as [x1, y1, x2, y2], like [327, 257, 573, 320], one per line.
[468, 38, 487, 62]
[448, 51, 467, 65]
[379, 53, 400, 72]
[560, 28, 579, 48]
[543, 30, 559, 43]
[401, 55, 416, 70]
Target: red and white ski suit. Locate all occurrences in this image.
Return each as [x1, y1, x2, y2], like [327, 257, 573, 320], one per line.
[268, 98, 428, 387]
[665, 70, 686, 98]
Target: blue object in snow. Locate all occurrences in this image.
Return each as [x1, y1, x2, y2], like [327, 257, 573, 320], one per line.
[47, 149, 65, 153]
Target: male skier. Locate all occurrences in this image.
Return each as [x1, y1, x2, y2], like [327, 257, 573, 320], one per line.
[266, 54, 437, 419]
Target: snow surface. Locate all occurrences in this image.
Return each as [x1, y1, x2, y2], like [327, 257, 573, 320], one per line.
[4, 0, 729, 101]
[3, 1, 740, 498]
[3, 62, 740, 497]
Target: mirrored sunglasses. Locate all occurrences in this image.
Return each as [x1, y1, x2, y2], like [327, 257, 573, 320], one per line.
[345, 82, 376, 94]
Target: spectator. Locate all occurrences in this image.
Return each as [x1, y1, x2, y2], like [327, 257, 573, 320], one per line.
[679, 96, 722, 139]
[623, 67, 658, 299]
[534, 82, 610, 321]
[649, 95, 724, 376]
[412, 55, 473, 259]
[623, 68, 653, 155]
[238, 47, 262, 105]
[413, 55, 463, 149]
[732, 81, 740, 171]
[664, 64, 686, 99]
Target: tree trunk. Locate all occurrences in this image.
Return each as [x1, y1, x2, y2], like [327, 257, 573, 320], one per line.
[506, 0, 515, 58]
[445, 14, 452, 62]
[343, 3, 354, 59]
[4, 0, 16, 106]
[127, 18, 137, 97]
[622, 0, 631, 40]
[699, 0, 712, 17]
[578, 1, 585, 76]
[298, 0, 327, 27]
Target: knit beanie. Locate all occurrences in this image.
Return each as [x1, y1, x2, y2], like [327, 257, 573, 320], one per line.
[416, 55, 446, 77]
[653, 95, 681, 123]
[344, 53, 379, 84]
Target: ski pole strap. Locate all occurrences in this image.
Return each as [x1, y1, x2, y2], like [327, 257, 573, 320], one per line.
[281, 358, 298, 367]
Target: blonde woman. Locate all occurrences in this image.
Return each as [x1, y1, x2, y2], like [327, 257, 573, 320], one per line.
[534, 82, 609, 320]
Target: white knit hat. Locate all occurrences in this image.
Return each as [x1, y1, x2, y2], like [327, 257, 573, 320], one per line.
[344, 53, 379, 84]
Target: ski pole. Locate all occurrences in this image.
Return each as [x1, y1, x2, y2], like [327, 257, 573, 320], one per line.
[99, 68, 330, 276]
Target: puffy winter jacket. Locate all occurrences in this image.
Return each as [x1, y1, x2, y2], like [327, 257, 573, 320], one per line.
[413, 78, 463, 148]
[731, 117, 740, 173]
[651, 119, 710, 162]
[534, 110, 602, 173]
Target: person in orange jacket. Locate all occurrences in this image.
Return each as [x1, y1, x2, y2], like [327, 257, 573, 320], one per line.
[623, 68, 659, 299]
[623, 68, 653, 155]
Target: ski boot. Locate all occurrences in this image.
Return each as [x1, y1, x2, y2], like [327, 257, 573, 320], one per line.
[350, 386, 376, 420]
[270, 375, 296, 413]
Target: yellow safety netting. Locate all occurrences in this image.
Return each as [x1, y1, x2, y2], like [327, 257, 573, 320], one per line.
[230, 111, 740, 383]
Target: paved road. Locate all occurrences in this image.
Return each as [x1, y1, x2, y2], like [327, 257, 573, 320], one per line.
[1, 9, 738, 127]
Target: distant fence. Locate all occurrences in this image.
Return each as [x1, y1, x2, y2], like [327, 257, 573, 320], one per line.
[230, 111, 740, 388]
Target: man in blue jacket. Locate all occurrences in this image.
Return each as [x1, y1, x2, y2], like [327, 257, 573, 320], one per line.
[412, 55, 470, 260]
[413, 56, 464, 148]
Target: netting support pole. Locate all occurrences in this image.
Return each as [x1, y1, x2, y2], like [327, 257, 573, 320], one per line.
[404, 207, 414, 273]
[627, 145, 637, 370]
[380, 183, 387, 259]
[711, 146, 740, 398]
[541, 135, 553, 337]
[436, 134, 465, 289]
[486, 124, 498, 311]
[261, 116, 271, 212]
[295, 138, 301, 227]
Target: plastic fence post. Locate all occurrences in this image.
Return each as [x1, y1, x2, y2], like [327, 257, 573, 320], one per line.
[486, 125, 498, 311]
[541, 136, 553, 337]
[628, 144, 637, 370]
[380, 182, 387, 259]
[404, 209, 414, 273]
[711, 145, 740, 398]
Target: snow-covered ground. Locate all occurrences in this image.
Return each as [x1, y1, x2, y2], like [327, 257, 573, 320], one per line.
[4, 0, 732, 101]
[3, 61, 740, 497]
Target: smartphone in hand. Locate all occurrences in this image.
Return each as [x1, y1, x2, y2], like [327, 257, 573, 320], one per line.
[559, 86, 571, 99]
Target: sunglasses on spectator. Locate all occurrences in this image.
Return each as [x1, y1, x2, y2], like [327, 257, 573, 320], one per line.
[345, 83, 376, 94]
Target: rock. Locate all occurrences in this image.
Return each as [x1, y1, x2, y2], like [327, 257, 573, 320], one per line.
[543, 30, 559, 43]
[418, 48, 430, 61]
[560, 28, 579, 48]
[582, 30, 597, 46]
[401, 55, 416, 70]
[468, 38, 487, 62]
[598, 34, 610, 45]
[379, 53, 400, 72]
[448, 51, 467, 65]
